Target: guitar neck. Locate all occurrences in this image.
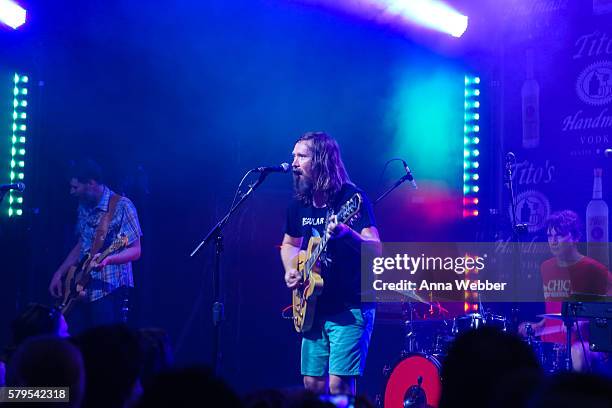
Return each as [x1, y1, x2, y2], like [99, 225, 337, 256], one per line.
[82, 240, 123, 272]
[305, 207, 352, 270]
[98, 244, 115, 261]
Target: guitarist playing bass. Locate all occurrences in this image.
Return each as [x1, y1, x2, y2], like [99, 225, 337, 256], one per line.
[281, 132, 380, 395]
[49, 159, 142, 333]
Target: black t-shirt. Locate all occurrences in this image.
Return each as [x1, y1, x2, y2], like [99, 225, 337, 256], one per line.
[285, 184, 376, 317]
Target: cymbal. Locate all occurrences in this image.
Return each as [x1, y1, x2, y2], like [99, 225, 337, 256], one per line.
[536, 313, 588, 321]
[394, 289, 430, 305]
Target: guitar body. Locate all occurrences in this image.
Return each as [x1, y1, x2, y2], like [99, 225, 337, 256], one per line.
[60, 255, 91, 315]
[292, 237, 325, 333]
[289, 192, 362, 333]
[57, 234, 128, 316]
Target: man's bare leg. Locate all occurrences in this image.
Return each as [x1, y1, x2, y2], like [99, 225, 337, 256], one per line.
[304, 375, 327, 394]
[329, 375, 356, 395]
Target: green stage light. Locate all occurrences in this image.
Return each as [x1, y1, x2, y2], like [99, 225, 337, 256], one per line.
[5, 72, 29, 218]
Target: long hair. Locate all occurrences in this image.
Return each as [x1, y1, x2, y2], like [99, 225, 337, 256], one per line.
[294, 131, 352, 206]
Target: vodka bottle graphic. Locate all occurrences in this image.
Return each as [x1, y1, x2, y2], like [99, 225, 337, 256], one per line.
[522, 49, 540, 149]
[586, 168, 609, 268]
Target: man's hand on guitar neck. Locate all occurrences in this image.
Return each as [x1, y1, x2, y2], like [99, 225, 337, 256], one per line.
[326, 214, 350, 240]
[90, 253, 111, 270]
[285, 268, 302, 289]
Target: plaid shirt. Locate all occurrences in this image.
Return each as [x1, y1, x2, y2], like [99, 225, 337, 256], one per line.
[76, 186, 142, 301]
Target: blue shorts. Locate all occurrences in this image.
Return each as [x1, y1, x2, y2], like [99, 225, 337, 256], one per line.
[301, 307, 375, 377]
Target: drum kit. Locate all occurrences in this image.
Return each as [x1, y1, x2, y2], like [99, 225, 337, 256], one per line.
[379, 294, 569, 408]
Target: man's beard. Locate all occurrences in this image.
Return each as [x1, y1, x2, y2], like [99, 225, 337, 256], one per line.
[293, 173, 313, 197]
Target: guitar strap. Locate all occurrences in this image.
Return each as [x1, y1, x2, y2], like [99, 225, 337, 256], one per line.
[91, 193, 121, 255]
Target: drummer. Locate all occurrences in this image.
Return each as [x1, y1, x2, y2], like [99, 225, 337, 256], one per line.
[518, 210, 611, 372]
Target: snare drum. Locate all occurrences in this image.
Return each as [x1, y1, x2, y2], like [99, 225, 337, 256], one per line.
[452, 313, 507, 335]
[384, 353, 442, 408]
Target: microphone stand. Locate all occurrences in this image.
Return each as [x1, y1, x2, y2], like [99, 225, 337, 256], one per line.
[504, 154, 528, 332]
[376, 167, 418, 363]
[189, 171, 271, 374]
[374, 173, 415, 205]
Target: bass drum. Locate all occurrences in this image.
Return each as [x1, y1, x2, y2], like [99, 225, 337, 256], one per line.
[384, 353, 442, 408]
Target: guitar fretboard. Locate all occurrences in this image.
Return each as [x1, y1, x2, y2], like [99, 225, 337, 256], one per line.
[304, 194, 361, 275]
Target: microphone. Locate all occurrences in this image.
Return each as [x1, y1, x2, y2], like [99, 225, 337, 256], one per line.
[251, 163, 290, 173]
[0, 182, 25, 192]
[401, 160, 418, 189]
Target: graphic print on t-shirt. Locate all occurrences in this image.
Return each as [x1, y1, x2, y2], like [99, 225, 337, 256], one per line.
[302, 217, 325, 227]
[543, 278, 571, 299]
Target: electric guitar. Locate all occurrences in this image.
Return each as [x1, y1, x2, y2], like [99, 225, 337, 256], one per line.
[292, 193, 362, 333]
[58, 233, 128, 315]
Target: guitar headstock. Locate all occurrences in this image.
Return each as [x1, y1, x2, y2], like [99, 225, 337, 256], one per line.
[338, 193, 362, 225]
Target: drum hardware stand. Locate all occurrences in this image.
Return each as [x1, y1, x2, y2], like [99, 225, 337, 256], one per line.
[524, 323, 536, 345]
[403, 302, 418, 354]
[562, 312, 575, 372]
[561, 302, 582, 372]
